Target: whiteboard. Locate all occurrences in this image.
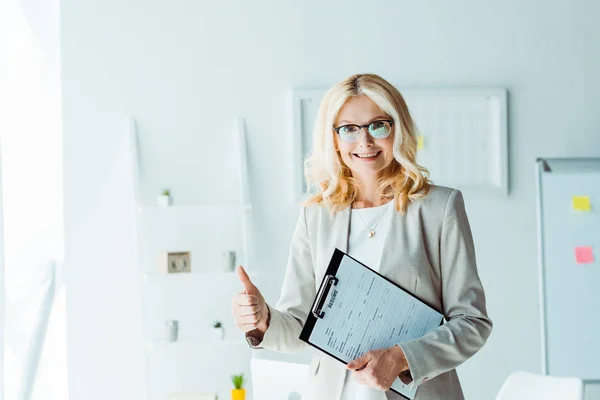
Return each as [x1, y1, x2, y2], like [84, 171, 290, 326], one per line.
[289, 87, 508, 200]
[536, 158, 600, 380]
[0, 140, 4, 400]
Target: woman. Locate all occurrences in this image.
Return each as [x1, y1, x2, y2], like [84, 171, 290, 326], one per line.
[231, 73, 492, 399]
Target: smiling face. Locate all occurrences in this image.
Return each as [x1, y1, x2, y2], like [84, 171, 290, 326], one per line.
[333, 95, 396, 182]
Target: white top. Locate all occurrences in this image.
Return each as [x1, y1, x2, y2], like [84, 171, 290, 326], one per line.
[340, 200, 395, 400]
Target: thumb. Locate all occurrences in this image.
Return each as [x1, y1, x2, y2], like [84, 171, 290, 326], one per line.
[347, 352, 370, 370]
[236, 265, 257, 294]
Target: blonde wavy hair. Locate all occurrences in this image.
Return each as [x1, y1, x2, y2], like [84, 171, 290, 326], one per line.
[303, 73, 431, 214]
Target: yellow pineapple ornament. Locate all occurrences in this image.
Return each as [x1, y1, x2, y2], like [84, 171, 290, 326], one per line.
[231, 374, 245, 400]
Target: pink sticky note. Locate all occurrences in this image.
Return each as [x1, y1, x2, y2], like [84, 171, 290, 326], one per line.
[575, 246, 594, 264]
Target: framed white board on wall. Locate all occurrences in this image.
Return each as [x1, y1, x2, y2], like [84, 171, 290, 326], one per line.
[0, 140, 4, 400]
[536, 158, 600, 382]
[289, 87, 508, 200]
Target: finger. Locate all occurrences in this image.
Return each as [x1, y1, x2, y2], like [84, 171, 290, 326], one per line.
[353, 367, 380, 389]
[238, 304, 260, 316]
[237, 322, 258, 332]
[347, 352, 372, 370]
[231, 305, 260, 319]
[237, 266, 257, 294]
[232, 294, 259, 306]
[238, 313, 261, 325]
[351, 369, 369, 385]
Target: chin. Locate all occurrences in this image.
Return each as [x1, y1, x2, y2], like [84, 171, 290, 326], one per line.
[351, 165, 384, 175]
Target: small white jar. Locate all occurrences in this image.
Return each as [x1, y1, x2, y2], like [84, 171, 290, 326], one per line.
[221, 251, 236, 272]
[211, 324, 224, 340]
[165, 320, 178, 341]
[157, 194, 172, 207]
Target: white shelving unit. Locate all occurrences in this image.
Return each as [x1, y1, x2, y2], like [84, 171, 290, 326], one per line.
[128, 117, 256, 400]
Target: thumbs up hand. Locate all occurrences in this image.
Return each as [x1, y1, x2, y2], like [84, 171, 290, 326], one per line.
[231, 266, 269, 334]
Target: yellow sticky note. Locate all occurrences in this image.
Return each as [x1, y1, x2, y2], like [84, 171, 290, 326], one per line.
[417, 135, 424, 150]
[572, 196, 591, 211]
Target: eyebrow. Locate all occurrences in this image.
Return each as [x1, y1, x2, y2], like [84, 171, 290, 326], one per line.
[337, 116, 390, 125]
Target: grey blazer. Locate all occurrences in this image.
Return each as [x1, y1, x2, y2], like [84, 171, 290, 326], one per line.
[252, 186, 492, 400]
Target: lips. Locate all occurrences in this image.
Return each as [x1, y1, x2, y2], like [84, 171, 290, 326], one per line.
[353, 151, 382, 160]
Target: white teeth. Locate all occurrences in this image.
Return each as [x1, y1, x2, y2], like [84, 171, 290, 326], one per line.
[355, 152, 379, 158]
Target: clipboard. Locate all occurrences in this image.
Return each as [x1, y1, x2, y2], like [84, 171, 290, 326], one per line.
[299, 249, 444, 399]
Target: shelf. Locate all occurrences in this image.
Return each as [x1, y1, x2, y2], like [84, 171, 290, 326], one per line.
[145, 338, 249, 348]
[141, 270, 258, 280]
[138, 204, 252, 213]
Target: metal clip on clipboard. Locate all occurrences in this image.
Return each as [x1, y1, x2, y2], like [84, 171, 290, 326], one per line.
[311, 274, 338, 319]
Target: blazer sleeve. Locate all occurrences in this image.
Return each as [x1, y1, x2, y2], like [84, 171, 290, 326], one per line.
[397, 189, 493, 387]
[247, 206, 316, 353]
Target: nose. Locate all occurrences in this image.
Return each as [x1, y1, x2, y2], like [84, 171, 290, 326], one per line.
[356, 128, 374, 147]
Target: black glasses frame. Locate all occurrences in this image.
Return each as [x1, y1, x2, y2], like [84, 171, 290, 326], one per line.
[333, 119, 394, 137]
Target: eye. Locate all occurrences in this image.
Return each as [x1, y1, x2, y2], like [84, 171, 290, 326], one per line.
[369, 121, 392, 138]
[339, 125, 359, 134]
[370, 121, 386, 130]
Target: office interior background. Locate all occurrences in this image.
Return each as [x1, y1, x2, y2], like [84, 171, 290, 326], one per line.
[0, 0, 599, 399]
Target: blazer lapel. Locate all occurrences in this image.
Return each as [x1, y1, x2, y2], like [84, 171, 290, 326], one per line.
[378, 204, 419, 292]
[378, 205, 397, 277]
[335, 207, 351, 253]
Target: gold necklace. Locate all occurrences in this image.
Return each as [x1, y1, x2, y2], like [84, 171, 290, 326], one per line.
[355, 202, 389, 238]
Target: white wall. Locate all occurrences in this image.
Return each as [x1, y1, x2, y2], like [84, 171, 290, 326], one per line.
[61, 1, 600, 399]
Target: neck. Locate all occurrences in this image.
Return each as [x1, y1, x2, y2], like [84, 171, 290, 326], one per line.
[353, 175, 386, 208]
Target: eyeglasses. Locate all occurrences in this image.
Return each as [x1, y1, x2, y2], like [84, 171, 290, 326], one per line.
[333, 120, 394, 143]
